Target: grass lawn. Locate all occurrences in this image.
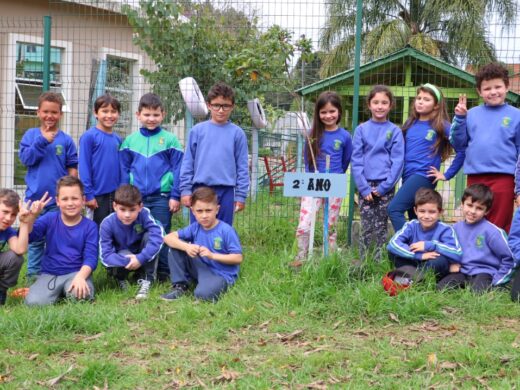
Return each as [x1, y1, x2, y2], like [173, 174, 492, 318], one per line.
[2, 201, 520, 388]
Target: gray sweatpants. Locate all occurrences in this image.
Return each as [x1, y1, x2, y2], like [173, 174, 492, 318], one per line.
[0, 250, 24, 291]
[25, 272, 95, 306]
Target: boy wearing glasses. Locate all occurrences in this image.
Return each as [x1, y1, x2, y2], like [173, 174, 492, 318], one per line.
[120, 93, 183, 281]
[179, 82, 249, 225]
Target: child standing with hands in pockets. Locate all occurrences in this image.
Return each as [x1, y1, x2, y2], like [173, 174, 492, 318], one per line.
[352, 86, 404, 261]
[292, 91, 352, 265]
[387, 84, 464, 232]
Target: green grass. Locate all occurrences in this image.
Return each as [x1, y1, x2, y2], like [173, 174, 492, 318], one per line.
[2, 204, 520, 388]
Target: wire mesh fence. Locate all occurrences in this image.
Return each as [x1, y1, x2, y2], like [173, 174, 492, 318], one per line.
[1, 0, 519, 249]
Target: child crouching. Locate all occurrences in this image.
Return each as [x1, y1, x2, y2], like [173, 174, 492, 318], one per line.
[161, 186, 243, 302]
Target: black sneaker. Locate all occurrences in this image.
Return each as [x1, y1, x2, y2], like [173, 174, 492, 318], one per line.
[0, 289, 7, 306]
[160, 283, 188, 301]
[117, 279, 130, 291]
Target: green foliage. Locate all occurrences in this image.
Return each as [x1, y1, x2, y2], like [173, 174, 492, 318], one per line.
[124, 1, 309, 125]
[319, 0, 515, 77]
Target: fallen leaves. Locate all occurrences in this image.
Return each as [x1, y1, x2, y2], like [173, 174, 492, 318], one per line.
[214, 367, 240, 383]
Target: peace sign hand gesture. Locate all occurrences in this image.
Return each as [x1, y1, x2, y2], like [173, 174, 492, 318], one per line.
[454, 94, 467, 116]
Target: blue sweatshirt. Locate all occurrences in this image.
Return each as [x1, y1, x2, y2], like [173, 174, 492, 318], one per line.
[450, 104, 520, 175]
[99, 207, 164, 267]
[79, 127, 122, 201]
[120, 127, 184, 199]
[19, 128, 78, 204]
[177, 220, 242, 284]
[29, 212, 98, 275]
[304, 127, 353, 174]
[387, 219, 462, 262]
[180, 120, 249, 203]
[0, 227, 17, 252]
[454, 219, 514, 285]
[506, 208, 520, 272]
[351, 119, 404, 197]
[403, 120, 464, 181]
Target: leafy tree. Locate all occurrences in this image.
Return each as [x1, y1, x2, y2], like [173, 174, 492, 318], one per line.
[319, 0, 516, 77]
[124, 0, 307, 125]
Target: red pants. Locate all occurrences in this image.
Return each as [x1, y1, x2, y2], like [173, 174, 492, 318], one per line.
[467, 173, 514, 232]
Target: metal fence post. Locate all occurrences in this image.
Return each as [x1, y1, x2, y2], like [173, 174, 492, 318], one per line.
[43, 15, 52, 92]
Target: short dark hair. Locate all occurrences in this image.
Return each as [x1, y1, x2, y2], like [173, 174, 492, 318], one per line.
[56, 176, 84, 196]
[138, 93, 164, 112]
[114, 184, 142, 207]
[461, 184, 493, 211]
[207, 82, 235, 104]
[38, 92, 63, 111]
[0, 189, 20, 213]
[191, 186, 218, 205]
[415, 188, 443, 210]
[94, 93, 121, 113]
[475, 63, 509, 90]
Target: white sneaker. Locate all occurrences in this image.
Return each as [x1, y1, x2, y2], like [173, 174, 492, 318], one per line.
[135, 279, 151, 300]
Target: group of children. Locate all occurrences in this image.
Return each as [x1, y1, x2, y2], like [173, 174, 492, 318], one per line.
[2, 61, 520, 306]
[0, 81, 247, 306]
[295, 62, 520, 297]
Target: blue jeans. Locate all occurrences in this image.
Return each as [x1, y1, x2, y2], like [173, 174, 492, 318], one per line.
[26, 204, 59, 278]
[387, 174, 435, 232]
[168, 248, 228, 301]
[143, 194, 171, 278]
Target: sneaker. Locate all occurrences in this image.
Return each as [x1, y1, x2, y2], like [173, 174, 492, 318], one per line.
[0, 289, 7, 306]
[117, 279, 129, 291]
[160, 283, 188, 301]
[135, 279, 151, 300]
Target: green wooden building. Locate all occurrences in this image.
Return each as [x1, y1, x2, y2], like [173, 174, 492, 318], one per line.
[296, 46, 520, 126]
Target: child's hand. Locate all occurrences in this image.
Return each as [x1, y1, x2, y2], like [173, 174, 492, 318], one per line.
[234, 201, 245, 212]
[41, 125, 58, 143]
[125, 254, 141, 270]
[449, 263, 461, 273]
[199, 246, 213, 259]
[427, 166, 446, 184]
[410, 241, 425, 252]
[515, 194, 520, 207]
[454, 94, 467, 116]
[181, 195, 192, 208]
[67, 275, 91, 299]
[372, 189, 381, 197]
[18, 201, 32, 223]
[85, 199, 98, 210]
[364, 193, 373, 202]
[186, 243, 200, 258]
[26, 192, 52, 219]
[169, 199, 180, 213]
[422, 251, 440, 260]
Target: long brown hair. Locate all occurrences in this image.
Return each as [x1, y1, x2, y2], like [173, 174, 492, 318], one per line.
[402, 85, 451, 162]
[306, 91, 343, 170]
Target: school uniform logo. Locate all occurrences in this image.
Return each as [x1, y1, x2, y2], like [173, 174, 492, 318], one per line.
[134, 224, 143, 234]
[425, 129, 436, 141]
[213, 237, 223, 250]
[55, 145, 63, 156]
[502, 117, 511, 128]
[475, 234, 484, 249]
[333, 139, 342, 151]
[386, 130, 392, 140]
[159, 137, 165, 145]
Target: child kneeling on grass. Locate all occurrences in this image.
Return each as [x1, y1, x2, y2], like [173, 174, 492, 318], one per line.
[100, 184, 163, 299]
[437, 184, 514, 293]
[25, 176, 99, 306]
[387, 188, 462, 280]
[161, 186, 243, 302]
[0, 190, 49, 305]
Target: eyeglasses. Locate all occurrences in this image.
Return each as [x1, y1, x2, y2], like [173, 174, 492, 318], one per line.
[209, 104, 234, 112]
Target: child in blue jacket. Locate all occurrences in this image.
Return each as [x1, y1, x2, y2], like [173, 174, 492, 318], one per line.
[438, 184, 514, 293]
[387, 188, 462, 278]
